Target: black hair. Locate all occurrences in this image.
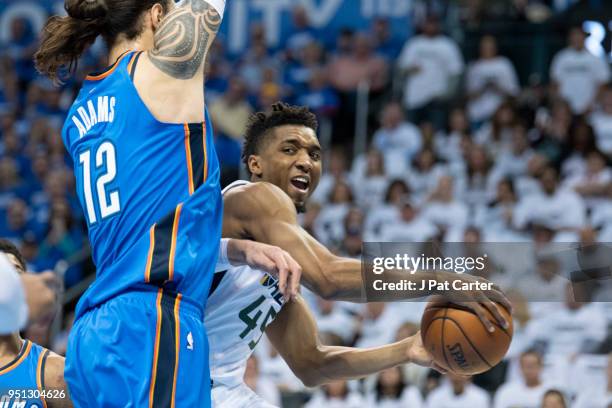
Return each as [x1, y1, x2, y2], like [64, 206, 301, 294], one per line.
[0, 238, 26, 272]
[242, 102, 318, 176]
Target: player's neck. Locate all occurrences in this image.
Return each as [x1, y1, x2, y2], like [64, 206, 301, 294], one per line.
[0, 333, 23, 363]
[108, 39, 148, 66]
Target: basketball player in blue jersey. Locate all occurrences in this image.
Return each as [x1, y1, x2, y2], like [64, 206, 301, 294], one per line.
[34, 1, 301, 407]
[0, 240, 71, 408]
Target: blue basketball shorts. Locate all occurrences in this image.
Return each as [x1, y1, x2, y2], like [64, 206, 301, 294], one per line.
[65, 287, 210, 407]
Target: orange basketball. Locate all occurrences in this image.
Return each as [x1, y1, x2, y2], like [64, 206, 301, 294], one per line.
[421, 301, 513, 375]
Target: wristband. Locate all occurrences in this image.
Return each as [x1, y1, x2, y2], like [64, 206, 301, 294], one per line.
[215, 238, 232, 272]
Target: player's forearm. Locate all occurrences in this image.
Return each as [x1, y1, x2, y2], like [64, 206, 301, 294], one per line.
[305, 338, 413, 387]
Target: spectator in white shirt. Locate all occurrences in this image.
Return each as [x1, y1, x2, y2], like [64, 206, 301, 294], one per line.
[426, 374, 490, 408]
[541, 389, 569, 408]
[422, 175, 469, 235]
[314, 180, 354, 246]
[367, 366, 424, 408]
[352, 149, 389, 211]
[474, 101, 517, 157]
[314, 298, 356, 345]
[493, 122, 535, 180]
[466, 35, 520, 124]
[567, 150, 612, 210]
[244, 355, 281, 407]
[310, 148, 350, 205]
[305, 380, 364, 408]
[355, 303, 403, 349]
[373, 102, 422, 177]
[379, 200, 439, 242]
[573, 353, 612, 408]
[435, 107, 472, 168]
[550, 26, 611, 114]
[493, 350, 551, 408]
[364, 179, 409, 241]
[460, 144, 501, 207]
[408, 148, 447, 203]
[398, 15, 464, 127]
[529, 282, 607, 356]
[513, 166, 587, 233]
[590, 85, 612, 154]
[561, 118, 598, 180]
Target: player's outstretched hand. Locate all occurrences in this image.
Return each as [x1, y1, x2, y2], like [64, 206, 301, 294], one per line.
[227, 239, 302, 301]
[406, 332, 447, 374]
[21, 271, 61, 325]
[431, 273, 512, 333]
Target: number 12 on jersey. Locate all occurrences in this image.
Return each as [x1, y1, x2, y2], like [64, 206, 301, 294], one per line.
[78, 141, 121, 224]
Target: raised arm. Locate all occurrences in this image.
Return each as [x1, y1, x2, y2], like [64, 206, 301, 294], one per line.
[148, 0, 223, 80]
[265, 296, 443, 387]
[224, 182, 511, 330]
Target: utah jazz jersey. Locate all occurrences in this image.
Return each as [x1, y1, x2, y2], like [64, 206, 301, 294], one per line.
[62, 51, 223, 316]
[205, 181, 285, 388]
[0, 340, 49, 408]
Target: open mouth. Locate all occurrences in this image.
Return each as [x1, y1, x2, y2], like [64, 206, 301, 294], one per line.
[290, 176, 310, 192]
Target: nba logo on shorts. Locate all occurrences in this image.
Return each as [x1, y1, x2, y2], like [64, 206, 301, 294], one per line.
[187, 332, 194, 351]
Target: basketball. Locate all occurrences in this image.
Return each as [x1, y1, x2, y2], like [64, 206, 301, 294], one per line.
[421, 301, 513, 375]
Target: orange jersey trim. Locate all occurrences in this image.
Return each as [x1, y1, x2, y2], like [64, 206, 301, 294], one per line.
[168, 204, 183, 282]
[85, 51, 131, 81]
[170, 294, 182, 408]
[184, 124, 195, 195]
[0, 341, 32, 376]
[148, 289, 164, 408]
[144, 225, 156, 283]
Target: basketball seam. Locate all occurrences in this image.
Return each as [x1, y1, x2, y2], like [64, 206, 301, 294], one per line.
[426, 304, 513, 339]
[444, 317, 493, 369]
[440, 309, 454, 372]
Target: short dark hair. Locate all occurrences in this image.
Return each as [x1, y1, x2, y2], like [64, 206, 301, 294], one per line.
[242, 102, 318, 176]
[0, 238, 26, 272]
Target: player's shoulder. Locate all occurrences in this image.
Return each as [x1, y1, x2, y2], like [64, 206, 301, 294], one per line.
[42, 351, 66, 390]
[224, 181, 295, 217]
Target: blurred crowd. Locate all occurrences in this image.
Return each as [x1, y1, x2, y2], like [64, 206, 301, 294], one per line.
[1, 0, 612, 406]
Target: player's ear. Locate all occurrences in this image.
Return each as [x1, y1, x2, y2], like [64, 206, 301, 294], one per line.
[248, 155, 263, 178]
[150, 3, 165, 31]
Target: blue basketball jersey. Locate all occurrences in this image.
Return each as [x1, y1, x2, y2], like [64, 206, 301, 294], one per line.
[0, 340, 48, 408]
[62, 51, 223, 317]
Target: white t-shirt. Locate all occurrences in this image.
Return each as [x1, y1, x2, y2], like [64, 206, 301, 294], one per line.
[373, 122, 423, 176]
[426, 383, 490, 408]
[398, 35, 464, 109]
[366, 386, 424, 408]
[550, 48, 610, 113]
[0, 254, 28, 335]
[512, 188, 586, 230]
[574, 388, 612, 408]
[305, 391, 365, 408]
[493, 381, 550, 408]
[467, 56, 519, 122]
[589, 111, 612, 154]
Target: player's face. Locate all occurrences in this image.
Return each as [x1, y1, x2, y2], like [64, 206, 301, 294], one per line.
[257, 125, 322, 211]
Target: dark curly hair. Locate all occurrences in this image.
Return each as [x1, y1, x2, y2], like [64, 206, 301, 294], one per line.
[0, 238, 26, 272]
[242, 102, 318, 176]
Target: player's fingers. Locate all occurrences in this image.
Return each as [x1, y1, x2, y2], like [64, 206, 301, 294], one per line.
[482, 300, 509, 329]
[470, 302, 495, 333]
[265, 250, 289, 297]
[38, 271, 61, 289]
[254, 255, 278, 277]
[283, 251, 302, 300]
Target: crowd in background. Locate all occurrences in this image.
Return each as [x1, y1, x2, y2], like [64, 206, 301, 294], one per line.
[1, 0, 612, 406]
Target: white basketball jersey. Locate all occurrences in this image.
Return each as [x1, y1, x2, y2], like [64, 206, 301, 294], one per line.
[205, 180, 286, 388]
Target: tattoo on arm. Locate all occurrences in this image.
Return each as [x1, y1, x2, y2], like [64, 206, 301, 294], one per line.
[149, 0, 222, 79]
